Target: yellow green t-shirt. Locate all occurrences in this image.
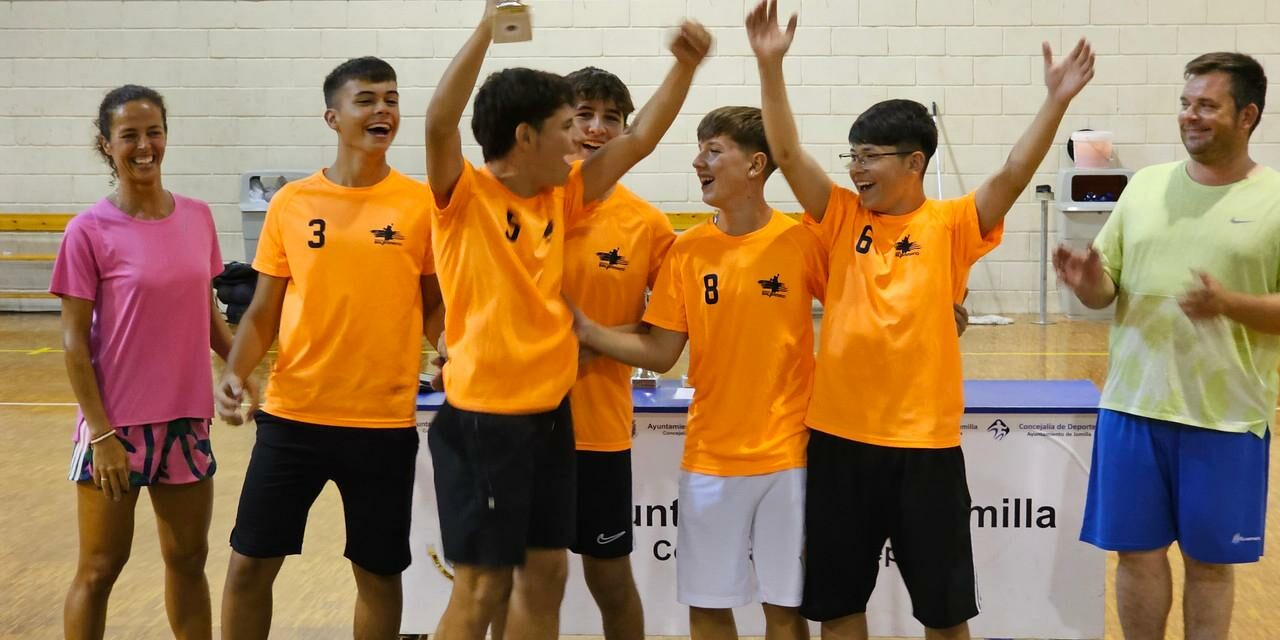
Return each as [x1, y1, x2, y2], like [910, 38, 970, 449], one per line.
[1094, 161, 1280, 437]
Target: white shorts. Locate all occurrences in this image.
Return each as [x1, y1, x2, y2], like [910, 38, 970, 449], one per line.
[676, 467, 806, 608]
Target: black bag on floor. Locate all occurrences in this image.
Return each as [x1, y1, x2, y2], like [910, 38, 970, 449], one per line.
[213, 262, 257, 325]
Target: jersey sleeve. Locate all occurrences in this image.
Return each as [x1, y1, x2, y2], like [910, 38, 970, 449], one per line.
[202, 201, 224, 280]
[801, 227, 829, 305]
[562, 160, 588, 227]
[252, 189, 292, 278]
[950, 191, 1004, 267]
[647, 212, 678, 289]
[1093, 197, 1124, 287]
[802, 184, 852, 250]
[435, 160, 477, 220]
[48, 215, 100, 301]
[641, 247, 688, 333]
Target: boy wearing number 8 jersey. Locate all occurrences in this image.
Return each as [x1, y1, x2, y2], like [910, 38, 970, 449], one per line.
[575, 106, 824, 640]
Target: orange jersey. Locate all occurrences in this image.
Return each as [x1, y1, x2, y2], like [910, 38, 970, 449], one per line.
[644, 212, 827, 476]
[565, 185, 676, 452]
[804, 186, 1002, 448]
[252, 169, 435, 427]
[433, 160, 586, 414]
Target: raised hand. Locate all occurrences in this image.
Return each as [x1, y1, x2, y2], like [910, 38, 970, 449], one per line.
[1052, 244, 1105, 293]
[746, 0, 797, 63]
[670, 20, 713, 68]
[1043, 38, 1095, 105]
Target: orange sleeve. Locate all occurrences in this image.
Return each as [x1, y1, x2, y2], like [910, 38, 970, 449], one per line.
[647, 212, 677, 289]
[436, 160, 476, 218]
[252, 189, 292, 278]
[641, 246, 687, 333]
[563, 161, 587, 225]
[803, 228, 829, 305]
[802, 183, 849, 250]
[950, 192, 1003, 266]
[421, 221, 436, 276]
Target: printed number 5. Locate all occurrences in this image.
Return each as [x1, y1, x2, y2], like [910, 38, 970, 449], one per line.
[308, 219, 326, 248]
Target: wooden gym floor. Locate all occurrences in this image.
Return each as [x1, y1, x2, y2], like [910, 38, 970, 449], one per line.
[1, 311, 1277, 639]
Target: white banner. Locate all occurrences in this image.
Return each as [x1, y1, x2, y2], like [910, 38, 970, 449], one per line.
[403, 411, 1103, 638]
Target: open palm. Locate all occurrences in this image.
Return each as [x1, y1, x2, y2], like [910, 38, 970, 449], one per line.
[1052, 244, 1104, 291]
[1043, 38, 1095, 104]
[746, 0, 797, 62]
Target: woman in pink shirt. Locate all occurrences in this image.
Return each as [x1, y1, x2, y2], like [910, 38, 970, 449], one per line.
[51, 85, 243, 640]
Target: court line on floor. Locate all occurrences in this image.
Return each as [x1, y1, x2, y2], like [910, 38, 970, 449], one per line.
[0, 401, 77, 406]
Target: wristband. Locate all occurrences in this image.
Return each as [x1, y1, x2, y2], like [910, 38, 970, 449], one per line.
[88, 429, 117, 446]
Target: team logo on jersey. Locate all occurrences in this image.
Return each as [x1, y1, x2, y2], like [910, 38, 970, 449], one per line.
[595, 248, 630, 271]
[757, 274, 789, 298]
[894, 235, 921, 258]
[370, 224, 405, 246]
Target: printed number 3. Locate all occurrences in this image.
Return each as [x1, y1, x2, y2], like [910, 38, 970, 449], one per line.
[855, 225, 872, 254]
[308, 219, 326, 248]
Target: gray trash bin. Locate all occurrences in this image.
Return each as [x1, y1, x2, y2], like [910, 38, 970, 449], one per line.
[239, 171, 309, 262]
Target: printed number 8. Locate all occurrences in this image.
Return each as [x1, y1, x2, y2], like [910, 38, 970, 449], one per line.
[704, 274, 719, 305]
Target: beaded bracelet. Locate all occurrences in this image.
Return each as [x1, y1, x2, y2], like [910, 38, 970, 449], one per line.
[88, 430, 117, 446]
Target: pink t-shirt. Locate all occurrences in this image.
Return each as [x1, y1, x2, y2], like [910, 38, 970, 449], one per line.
[50, 194, 223, 432]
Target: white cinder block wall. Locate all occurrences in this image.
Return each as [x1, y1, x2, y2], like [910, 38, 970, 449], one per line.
[3, 0, 1280, 314]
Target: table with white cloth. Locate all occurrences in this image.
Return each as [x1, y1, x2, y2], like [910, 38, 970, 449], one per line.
[402, 379, 1104, 639]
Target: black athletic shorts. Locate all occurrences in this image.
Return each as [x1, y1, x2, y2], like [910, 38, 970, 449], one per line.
[801, 429, 978, 629]
[229, 412, 419, 575]
[428, 397, 576, 566]
[570, 449, 633, 559]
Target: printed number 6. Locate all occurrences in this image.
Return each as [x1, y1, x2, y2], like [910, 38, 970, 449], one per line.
[855, 225, 872, 254]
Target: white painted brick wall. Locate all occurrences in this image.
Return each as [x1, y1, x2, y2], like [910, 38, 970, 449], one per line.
[2, 0, 1278, 314]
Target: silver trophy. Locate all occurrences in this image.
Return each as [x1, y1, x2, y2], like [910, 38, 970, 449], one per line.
[492, 1, 532, 43]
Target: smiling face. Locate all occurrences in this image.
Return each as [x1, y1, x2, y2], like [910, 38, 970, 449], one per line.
[325, 78, 400, 153]
[692, 134, 761, 210]
[100, 99, 167, 187]
[845, 143, 927, 215]
[567, 98, 626, 162]
[1179, 71, 1256, 163]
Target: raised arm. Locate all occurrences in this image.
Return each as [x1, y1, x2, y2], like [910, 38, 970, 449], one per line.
[425, 1, 497, 207]
[975, 39, 1094, 236]
[747, 0, 833, 220]
[580, 21, 712, 204]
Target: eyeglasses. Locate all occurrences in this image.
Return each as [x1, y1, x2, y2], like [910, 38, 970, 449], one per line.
[839, 150, 915, 168]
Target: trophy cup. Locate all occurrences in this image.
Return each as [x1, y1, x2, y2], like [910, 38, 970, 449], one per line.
[492, 1, 532, 43]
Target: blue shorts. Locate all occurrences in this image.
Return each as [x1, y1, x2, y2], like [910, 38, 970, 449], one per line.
[1081, 409, 1269, 564]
